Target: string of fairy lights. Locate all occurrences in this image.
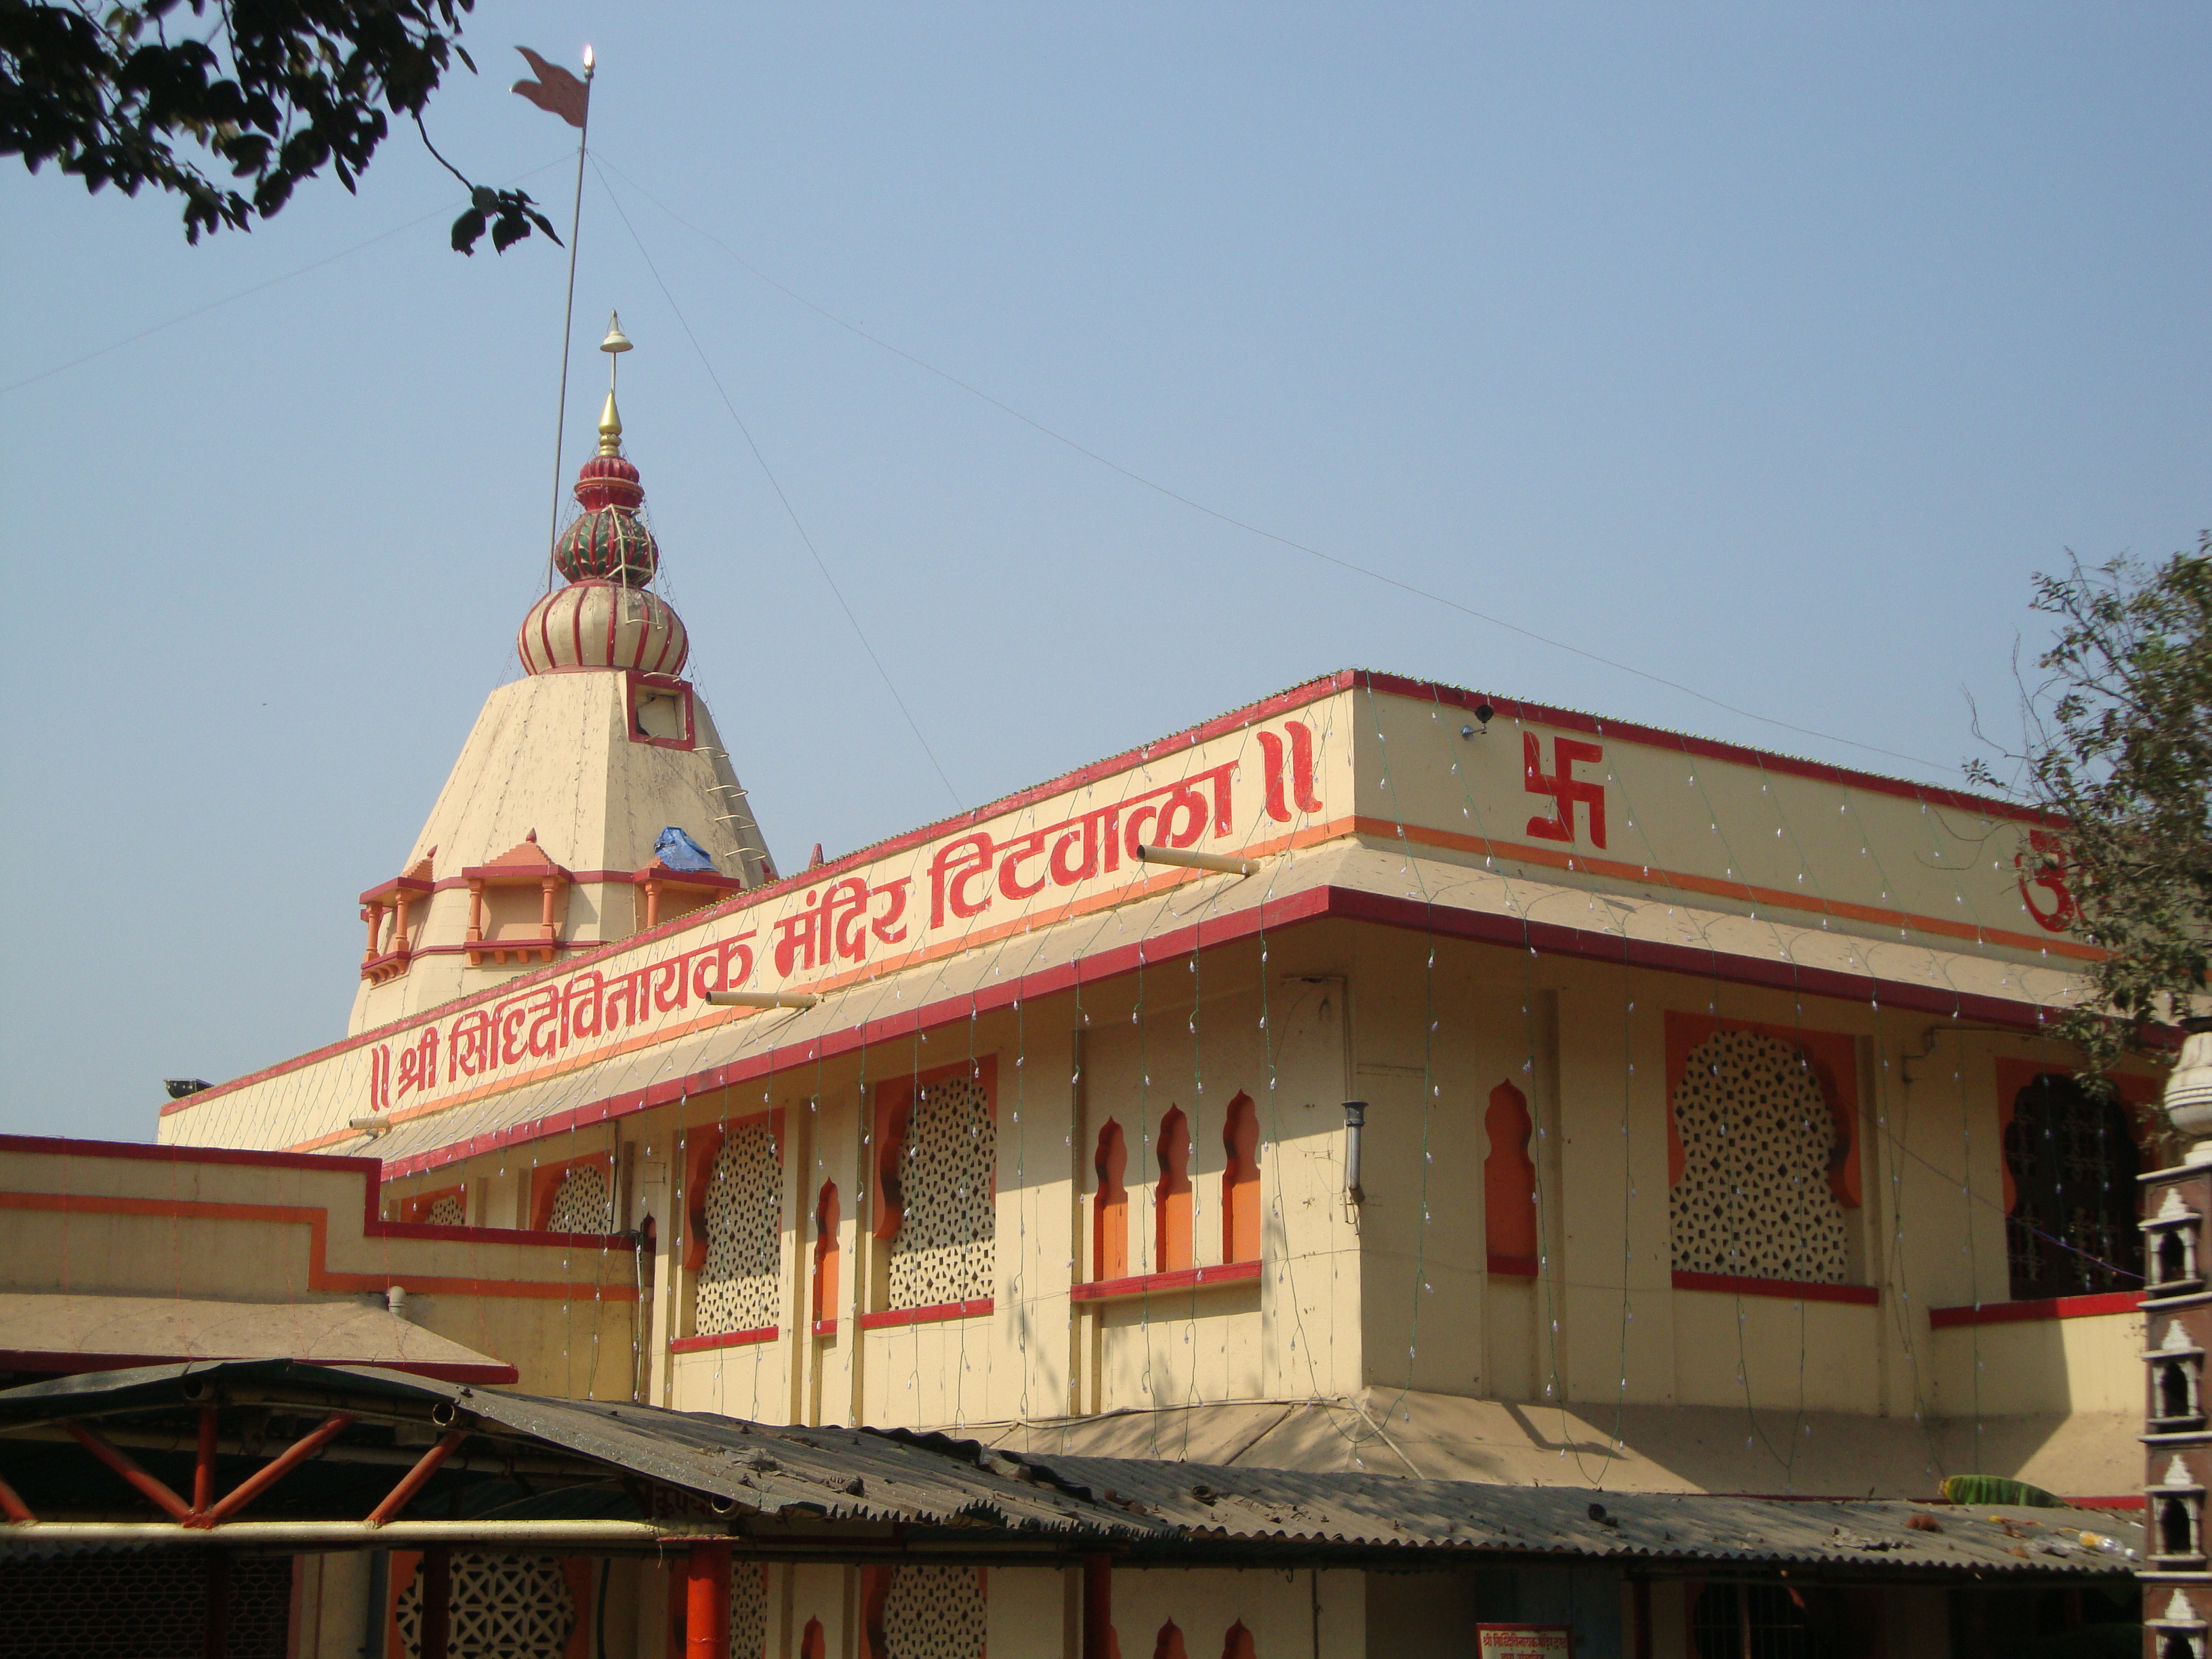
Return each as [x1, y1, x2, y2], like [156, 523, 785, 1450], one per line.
[122, 178, 2165, 1515]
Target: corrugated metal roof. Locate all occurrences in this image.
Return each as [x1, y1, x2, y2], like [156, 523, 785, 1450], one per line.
[0, 1361, 1157, 1540]
[0, 1364, 2140, 1576]
[882, 1433, 2142, 1576]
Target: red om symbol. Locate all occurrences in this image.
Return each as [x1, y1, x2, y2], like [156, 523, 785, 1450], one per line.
[1524, 733, 1607, 849]
[1257, 720, 1325, 823]
[2014, 827, 2076, 932]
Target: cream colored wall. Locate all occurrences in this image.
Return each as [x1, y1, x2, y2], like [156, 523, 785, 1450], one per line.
[1332, 929, 2144, 1465]
[369, 906, 2148, 1467]
[1111, 1564, 1361, 1659]
[1927, 1311, 2145, 1418]
[350, 875, 2147, 1477]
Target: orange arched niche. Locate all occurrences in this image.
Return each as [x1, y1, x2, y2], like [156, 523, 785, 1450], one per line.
[812, 1179, 840, 1329]
[1093, 1120, 1129, 1282]
[1153, 1622, 1190, 1659]
[1222, 1622, 1256, 1659]
[1484, 1081, 1540, 1276]
[800, 1619, 825, 1659]
[1221, 1092, 1261, 1263]
[1156, 1107, 1193, 1273]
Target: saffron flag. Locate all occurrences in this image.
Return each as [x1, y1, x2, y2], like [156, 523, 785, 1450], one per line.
[513, 47, 590, 129]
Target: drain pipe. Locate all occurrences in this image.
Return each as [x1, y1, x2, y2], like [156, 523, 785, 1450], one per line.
[1343, 1101, 1367, 1204]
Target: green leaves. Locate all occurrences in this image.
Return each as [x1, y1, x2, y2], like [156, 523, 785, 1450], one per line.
[450, 185, 560, 255]
[1975, 533, 2212, 1089]
[3, 1, 557, 254]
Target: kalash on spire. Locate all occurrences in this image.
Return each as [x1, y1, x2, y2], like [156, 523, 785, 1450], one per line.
[346, 315, 776, 1036]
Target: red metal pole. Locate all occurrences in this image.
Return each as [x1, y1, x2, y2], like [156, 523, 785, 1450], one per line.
[201, 1553, 230, 1659]
[420, 1547, 453, 1659]
[686, 1540, 732, 1659]
[193, 1406, 218, 1517]
[64, 1421, 192, 1522]
[196, 1412, 354, 1527]
[1082, 1554, 1114, 1659]
[365, 1430, 466, 1526]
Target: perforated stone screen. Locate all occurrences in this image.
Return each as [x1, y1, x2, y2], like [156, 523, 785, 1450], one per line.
[888, 1071, 996, 1310]
[395, 1553, 577, 1659]
[729, 1564, 769, 1659]
[426, 1192, 465, 1227]
[546, 1164, 613, 1233]
[697, 1121, 783, 1336]
[0, 1554, 291, 1659]
[882, 1566, 987, 1659]
[1668, 1028, 1849, 1284]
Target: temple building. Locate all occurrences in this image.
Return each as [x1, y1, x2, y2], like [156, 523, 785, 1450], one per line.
[0, 329, 2157, 1657]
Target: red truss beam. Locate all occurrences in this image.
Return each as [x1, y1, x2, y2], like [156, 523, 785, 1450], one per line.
[367, 1429, 467, 1527]
[194, 1412, 356, 1527]
[64, 1421, 192, 1522]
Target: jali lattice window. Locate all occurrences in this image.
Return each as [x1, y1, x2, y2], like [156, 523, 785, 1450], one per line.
[882, 1066, 996, 1311]
[875, 1567, 986, 1659]
[727, 1563, 768, 1659]
[1668, 1027, 1850, 1285]
[537, 1158, 614, 1233]
[395, 1553, 576, 1659]
[2003, 1071, 2144, 1300]
[693, 1121, 783, 1338]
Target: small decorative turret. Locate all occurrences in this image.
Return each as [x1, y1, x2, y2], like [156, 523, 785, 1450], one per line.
[519, 314, 689, 674]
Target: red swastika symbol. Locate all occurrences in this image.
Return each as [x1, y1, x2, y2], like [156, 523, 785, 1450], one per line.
[1524, 733, 1607, 848]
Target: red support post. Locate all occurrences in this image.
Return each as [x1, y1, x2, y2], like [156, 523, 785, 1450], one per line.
[365, 1429, 466, 1527]
[686, 1540, 732, 1659]
[64, 1421, 192, 1522]
[1082, 1554, 1115, 1659]
[201, 1553, 230, 1659]
[420, 1547, 453, 1659]
[193, 1406, 218, 1517]
[194, 1412, 354, 1528]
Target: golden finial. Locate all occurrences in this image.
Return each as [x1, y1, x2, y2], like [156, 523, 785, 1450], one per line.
[597, 311, 632, 455]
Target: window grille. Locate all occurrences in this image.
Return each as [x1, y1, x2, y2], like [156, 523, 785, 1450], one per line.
[695, 1122, 783, 1337]
[0, 1553, 290, 1659]
[1669, 1029, 1849, 1284]
[544, 1163, 613, 1233]
[2003, 1073, 2142, 1300]
[880, 1566, 987, 1659]
[395, 1552, 576, 1659]
[886, 1072, 996, 1309]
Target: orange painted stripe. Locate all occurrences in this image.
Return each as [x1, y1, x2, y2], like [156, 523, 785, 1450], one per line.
[1355, 817, 2102, 962]
[0, 1191, 637, 1303]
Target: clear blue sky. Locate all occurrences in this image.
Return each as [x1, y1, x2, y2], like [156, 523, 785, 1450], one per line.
[0, 5, 2203, 1142]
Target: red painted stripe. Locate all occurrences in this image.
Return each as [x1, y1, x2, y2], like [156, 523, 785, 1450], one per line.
[372, 883, 2074, 1180]
[1486, 1255, 1540, 1278]
[1929, 1291, 2142, 1328]
[1672, 1270, 1879, 1307]
[812, 1318, 838, 1338]
[1070, 1260, 1261, 1302]
[668, 1325, 779, 1354]
[2066, 1495, 2148, 1511]
[856, 1298, 994, 1331]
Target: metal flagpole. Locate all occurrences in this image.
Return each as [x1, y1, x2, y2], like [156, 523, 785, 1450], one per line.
[546, 47, 596, 592]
